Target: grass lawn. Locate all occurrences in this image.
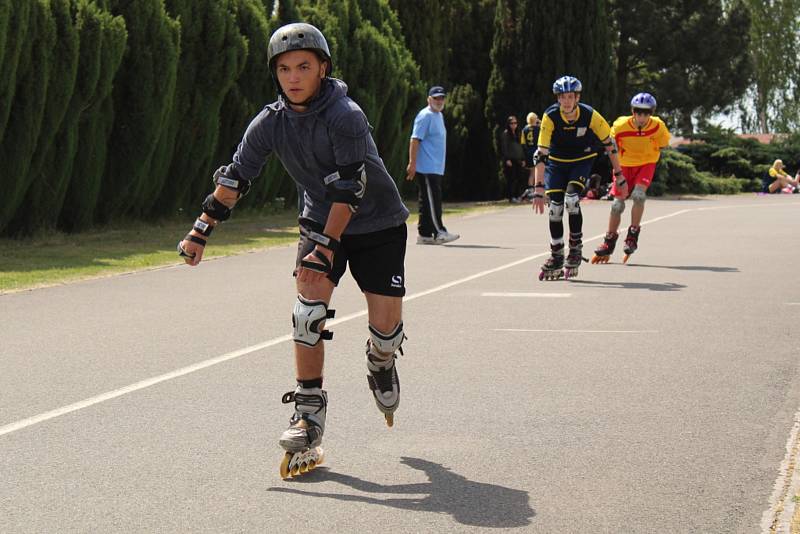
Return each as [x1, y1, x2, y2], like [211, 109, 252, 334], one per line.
[0, 201, 504, 294]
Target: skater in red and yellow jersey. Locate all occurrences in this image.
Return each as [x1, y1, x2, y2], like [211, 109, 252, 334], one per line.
[592, 93, 671, 264]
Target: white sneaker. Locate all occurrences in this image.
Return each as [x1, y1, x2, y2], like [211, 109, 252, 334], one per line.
[417, 235, 438, 245]
[436, 231, 460, 244]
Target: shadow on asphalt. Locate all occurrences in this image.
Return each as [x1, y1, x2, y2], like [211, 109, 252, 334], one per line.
[569, 279, 687, 291]
[624, 263, 739, 273]
[439, 244, 512, 249]
[267, 456, 535, 528]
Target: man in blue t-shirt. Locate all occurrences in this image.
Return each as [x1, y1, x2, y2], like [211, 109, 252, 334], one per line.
[405, 86, 459, 244]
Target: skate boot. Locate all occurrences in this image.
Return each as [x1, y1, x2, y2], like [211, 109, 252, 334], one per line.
[591, 232, 618, 264]
[366, 339, 400, 427]
[622, 225, 640, 263]
[539, 243, 565, 281]
[278, 386, 327, 478]
[564, 237, 587, 279]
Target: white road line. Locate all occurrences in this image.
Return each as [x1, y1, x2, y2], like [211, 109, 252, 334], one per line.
[761, 410, 800, 534]
[0, 204, 753, 438]
[495, 328, 658, 334]
[482, 292, 571, 298]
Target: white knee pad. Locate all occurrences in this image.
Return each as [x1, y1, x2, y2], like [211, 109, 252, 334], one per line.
[368, 322, 405, 356]
[631, 186, 647, 206]
[565, 192, 580, 214]
[292, 295, 335, 347]
[611, 198, 626, 214]
[548, 201, 564, 222]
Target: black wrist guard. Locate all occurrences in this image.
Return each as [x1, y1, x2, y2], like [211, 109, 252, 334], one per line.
[299, 221, 339, 252]
[192, 218, 214, 237]
[532, 150, 549, 167]
[201, 193, 231, 222]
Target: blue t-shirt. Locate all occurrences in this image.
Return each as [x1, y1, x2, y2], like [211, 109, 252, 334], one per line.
[411, 107, 446, 175]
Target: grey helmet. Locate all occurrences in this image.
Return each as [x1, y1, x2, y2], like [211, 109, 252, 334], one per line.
[267, 23, 332, 77]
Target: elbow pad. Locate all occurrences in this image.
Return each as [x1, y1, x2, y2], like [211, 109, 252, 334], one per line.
[213, 165, 251, 197]
[324, 162, 367, 211]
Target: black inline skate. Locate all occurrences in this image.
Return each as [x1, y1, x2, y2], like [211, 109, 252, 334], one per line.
[539, 243, 565, 281]
[623, 225, 640, 263]
[591, 232, 618, 264]
[564, 237, 587, 279]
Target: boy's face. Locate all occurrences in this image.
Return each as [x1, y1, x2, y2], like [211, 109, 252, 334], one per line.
[275, 49, 327, 105]
[557, 92, 579, 113]
[632, 108, 652, 127]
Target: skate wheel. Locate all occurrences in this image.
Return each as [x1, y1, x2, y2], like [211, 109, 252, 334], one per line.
[538, 271, 545, 281]
[623, 254, 630, 264]
[279, 452, 293, 479]
[279, 447, 324, 479]
[385, 413, 394, 427]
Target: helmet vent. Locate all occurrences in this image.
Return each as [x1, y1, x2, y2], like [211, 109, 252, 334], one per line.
[298, 33, 304, 38]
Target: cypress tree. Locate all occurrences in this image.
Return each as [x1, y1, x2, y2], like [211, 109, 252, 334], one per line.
[387, 0, 448, 83]
[215, 0, 293, 211]
[0, 1, 32, 147]
[484, 0, 523, 158]
[562, 0, 615, 117]
[59, 3, 128, 231]
[154, 0, 248, 216]
[442, 83, 497, 200]
[0, 1, 56, 235]
[97, 0, 180, 222]
[9, 0, 80, 235]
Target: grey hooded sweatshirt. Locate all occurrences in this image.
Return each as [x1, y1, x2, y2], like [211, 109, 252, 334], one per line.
[229, 78, 409, 234]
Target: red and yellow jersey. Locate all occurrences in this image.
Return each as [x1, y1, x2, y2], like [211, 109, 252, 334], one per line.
[611, 115, 671, 166]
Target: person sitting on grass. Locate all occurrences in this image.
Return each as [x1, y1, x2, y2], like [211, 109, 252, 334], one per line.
[762, 159, 800, 194]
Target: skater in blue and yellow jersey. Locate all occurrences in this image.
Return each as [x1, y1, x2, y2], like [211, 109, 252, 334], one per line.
[591, 93, 671, 264]
[531, 75, 626, 280]
[177, 23, 409, 479]
[520, 112, 541, 201]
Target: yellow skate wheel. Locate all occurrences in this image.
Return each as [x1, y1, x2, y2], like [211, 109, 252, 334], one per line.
[291, 463, 301, 477]
[279, 452, 293, 479]
[385, 413, 394, 427]
[623, 254, 630, 264]
[299, 462, 310, 474]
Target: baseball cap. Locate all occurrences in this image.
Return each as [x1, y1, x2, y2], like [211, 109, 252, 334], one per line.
[428, 86, 446, 97]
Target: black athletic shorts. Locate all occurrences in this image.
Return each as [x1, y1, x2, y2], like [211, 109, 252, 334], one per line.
[294, 220, 407, 297]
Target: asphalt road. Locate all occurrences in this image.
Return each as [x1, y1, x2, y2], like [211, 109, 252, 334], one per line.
[2, 195, 799, 533]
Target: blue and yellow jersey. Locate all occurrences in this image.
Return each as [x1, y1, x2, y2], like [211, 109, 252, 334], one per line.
[520, 124, 540, 150]
[537, 102, 612, 163]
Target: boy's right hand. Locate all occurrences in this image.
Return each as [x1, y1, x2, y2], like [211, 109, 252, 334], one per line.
[178, 235, 206, 266]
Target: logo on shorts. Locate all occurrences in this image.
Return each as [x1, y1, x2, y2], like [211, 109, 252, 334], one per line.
[390, 275, 403, 288]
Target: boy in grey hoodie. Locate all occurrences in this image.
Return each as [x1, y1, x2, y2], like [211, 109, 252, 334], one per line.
[179, 23, 409, 477]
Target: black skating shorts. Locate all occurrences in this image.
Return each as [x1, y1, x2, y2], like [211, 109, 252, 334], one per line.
[294, 220, 407, 297]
